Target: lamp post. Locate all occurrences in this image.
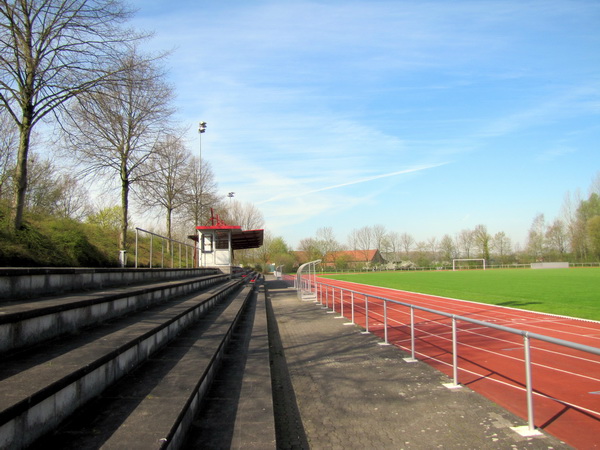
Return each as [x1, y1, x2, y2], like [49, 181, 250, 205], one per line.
[198, 121, 207, 163]
[198, 121, 207, 226]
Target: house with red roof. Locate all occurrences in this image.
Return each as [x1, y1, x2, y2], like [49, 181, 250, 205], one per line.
[322, 249, 386, 270]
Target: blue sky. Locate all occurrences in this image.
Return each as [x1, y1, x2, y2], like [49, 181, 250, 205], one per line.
[130, 0, 600, 249]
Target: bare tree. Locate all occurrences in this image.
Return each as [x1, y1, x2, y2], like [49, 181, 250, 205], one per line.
[7, 151, 88, 218]
[414, 240, 429, 266]
[473, 224, 491, 261]
[372, 224, 387, 253]
[138, 134, 190, 252]
[52, 173, 91, 220]
[527, 214, 546, 261]
[439, 234, 456, 262]
[223, 200, 264, 231]
[354, 226, 373, 261]
[399, 232, 414, 259]
[386, 231, 402, 262]
[315, 226, 342, 258]
[182, 157, 219, 227]
[0, 110, 17, 201]
[457, 229, 475, 258]
[0, 0, 143, 230]
[491, 231, 512, 264]
[560, 190, 583, 260]
[24, 155, 63, 214]
[347, 229, 358, 251]
[545, 219, 568, 256]
[62, 49, 175, 251]
[297, 237, 322, 261]
[427, 236, 438, 261]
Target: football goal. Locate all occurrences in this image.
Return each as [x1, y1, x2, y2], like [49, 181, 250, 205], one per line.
[452, 258, 486, 271]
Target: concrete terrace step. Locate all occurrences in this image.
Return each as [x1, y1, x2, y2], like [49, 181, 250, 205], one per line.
[0, 273, 229, 354]
[182, 282, 276, 449]
[0, 267, 220, 301]
[0, 278, 242, 449]
[24, 282, 262, 449]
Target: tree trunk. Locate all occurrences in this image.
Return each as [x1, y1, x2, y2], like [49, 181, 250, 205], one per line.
[120, 176, 129, 252]
[11, 120, 32, 230]
[166, 208, 172, 254]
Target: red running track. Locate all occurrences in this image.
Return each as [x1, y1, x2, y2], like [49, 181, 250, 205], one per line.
[313, 277, 600, 449]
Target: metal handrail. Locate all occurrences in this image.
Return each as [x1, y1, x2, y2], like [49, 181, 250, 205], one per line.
[311, 279, 600, 434]
[134, 228, 196, 269]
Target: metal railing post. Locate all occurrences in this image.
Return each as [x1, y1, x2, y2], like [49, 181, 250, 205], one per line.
[383, 299, 388, 344]
[150, 234, 153, 268]
[523, 333, 536, 432]
[340, 289, 344, 317]
[410, 306, 416, 360]
[332, 286, 336, 312]
[135, 228, 139, 268]
[365, 295, 370, 333]
[452, 316, 459, 386]
[351, 291, 355, 324]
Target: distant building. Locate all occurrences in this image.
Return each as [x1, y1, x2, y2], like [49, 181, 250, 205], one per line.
[323, 249, 386, 269]
[291, 249, 386, 271]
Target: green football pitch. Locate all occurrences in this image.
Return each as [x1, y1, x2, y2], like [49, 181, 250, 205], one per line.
[321, 268, 600, 321]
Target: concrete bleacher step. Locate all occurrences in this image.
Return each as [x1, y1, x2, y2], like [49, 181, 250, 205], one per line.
[0, 273, 229, 354]
[0, 267, 221, 301]
[0, 278, 242, 449]
[24, 282, 263, 449]
[182, 282, 276, 449]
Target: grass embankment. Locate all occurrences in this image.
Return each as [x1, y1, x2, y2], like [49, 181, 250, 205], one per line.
[0, 213, 119, 267]
[323, 269, 600, 321]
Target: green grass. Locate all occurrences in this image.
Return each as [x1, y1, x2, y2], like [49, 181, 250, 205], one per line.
[322, 268, 600, 321]
[0, 207, 121, 267]
[0, 207, 193, 268]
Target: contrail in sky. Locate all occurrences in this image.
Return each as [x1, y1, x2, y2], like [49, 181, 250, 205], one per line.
[257, 162, 448, 205]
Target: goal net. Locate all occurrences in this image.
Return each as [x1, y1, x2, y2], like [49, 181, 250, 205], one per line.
[452, 258, 486, 271]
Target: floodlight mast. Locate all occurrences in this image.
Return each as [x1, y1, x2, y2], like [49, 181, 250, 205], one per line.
[198, 121, 207, 163]
[198, 121, 207, 227]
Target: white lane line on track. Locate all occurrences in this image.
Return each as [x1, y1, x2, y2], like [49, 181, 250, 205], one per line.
[384, 316, 600, 370]
[384, 294, 600, 337]
[364, 307, 600, 368]
[357, 308, 600, 382]
[395, 326, 600, 384]
[337, 285, 600, 345]
[404, 348, 600, 419]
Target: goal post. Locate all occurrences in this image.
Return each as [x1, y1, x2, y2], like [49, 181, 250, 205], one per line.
[452, 258, 486, 271]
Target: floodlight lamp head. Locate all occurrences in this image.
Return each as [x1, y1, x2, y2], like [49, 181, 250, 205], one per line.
[198, 121, 207, 133]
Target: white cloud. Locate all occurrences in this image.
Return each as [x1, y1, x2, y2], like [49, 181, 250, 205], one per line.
[257, 163, 448, 205]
